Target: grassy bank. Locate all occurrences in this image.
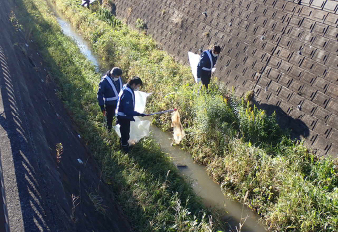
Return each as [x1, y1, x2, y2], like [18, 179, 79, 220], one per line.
[12, 0, 220, 231]
[51, 1, 338, 231]
[15, 0, 338, 231]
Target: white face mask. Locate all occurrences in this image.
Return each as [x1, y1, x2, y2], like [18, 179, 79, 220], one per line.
[135, 87, 140, 91]
[113, 77, 119, 81]
[212, 52, 218, 57]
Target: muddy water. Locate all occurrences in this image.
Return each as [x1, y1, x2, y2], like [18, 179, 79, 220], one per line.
[150, 126, 266, 232]
[54, 10, 266, 231]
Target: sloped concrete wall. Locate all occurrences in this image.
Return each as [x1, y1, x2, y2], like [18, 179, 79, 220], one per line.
[113, 0, 338, 158]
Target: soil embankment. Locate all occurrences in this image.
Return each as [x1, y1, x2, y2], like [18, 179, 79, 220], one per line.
[0, 0, 131, 231]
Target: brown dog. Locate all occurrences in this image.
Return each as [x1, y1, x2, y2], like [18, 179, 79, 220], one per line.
[171, 110, 185, 144]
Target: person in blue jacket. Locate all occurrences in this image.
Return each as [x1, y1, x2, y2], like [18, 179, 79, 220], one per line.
[116, 76, 147, 153]
[97, 67, 123, 132]
[197, 45, 221, 89]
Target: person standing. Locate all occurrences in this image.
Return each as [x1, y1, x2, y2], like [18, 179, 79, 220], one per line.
[97, 67, 123, 132]
[116, 77, 147, 153]
[197, 45, 221, 89]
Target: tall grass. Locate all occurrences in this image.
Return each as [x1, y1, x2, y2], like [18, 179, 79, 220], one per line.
[13, 0, 218, 230]
[17, 0, 338, 230]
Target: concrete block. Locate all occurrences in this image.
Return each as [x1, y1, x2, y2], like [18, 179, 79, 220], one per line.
[243, 79, 256, 90]
[326, 55, 338, 70]
[300, 44, 316, 58]
[302, 114, 319, 130]
[258, 75, 272, 87]
[301, 31, 316, 43]
[313, 22, 329, 35]
[313, 77, 330, 92]
[298, 84, 317, 100]
[276, 46, 293, 61]
[279, 35, 294, 49]
[312, 36, 330, 49]
[289, 27, 304, 39]
[300, 70, 317, 85]
[285, 1, 300, 13]
[278, 86, 293, 101]
[311, 91, 331, 108]
[253, 60, 266, 73]
[311, 0, 326, 9]
[279, 100, 291, 113]
[313, 106, 331, 122]
[279, 60, 293, 73]
[289, 79, 304, 92]
[289, 66, 304, 80]
[289, 105, 306, 119]
[299, 5, 313, 17]
[300, 58, 317, 74]
[301, 98, 318, 115]
[324, 26, 338, 40]
[313, 62, 327, 77]
[326, 101, 338, 115]
[268, 68, 282, 82]
[325, 70, 338, 85]
[327, 143, 338, 159]
[311, 49, 329, 64]
[312, 9, 328, 21]
[327, 113, 338, 128]
[290, 40, 303, 51]
[254, 86, 269, 102]
[267, 93, 282, 106]
[328, 128, 338, 144]
[323, 1, 338, 13]
[269, 81, 283, 95]
[289, 52, 305, 67]
[313, 119, 332, 137]
[289, 15, 304, 26]
[279, 74, 293, 87]
[325, 14, 338, 30]
[311, 135, 331, 157]
[262, 42, 277, 54]
[301, 18, 316, 31]
[274, 0, 286, 10]
[326, 83, 338, 98]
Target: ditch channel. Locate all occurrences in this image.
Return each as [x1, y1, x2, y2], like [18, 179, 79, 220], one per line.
[54, 6, 266, 232]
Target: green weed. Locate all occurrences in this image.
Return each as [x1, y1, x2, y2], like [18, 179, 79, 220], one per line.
[15, 0, 338, 230]
[13, 0, 219, 230]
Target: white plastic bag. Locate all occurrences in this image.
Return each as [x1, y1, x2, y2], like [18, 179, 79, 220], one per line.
[114, 91, 151, 144]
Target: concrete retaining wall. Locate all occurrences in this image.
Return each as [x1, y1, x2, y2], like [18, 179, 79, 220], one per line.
[113, 0, 338, 158]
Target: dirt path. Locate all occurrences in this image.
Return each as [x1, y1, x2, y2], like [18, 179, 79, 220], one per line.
[0, 0, 131, 231]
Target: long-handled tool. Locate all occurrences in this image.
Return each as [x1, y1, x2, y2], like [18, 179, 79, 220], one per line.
[147, 108, 177, 116]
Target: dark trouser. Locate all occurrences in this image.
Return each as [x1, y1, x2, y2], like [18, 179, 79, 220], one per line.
[117, 117, 130, 152]
[81, 0, 90, 8]
[105, 104, 116, 130]
[197, 67, 212, 89]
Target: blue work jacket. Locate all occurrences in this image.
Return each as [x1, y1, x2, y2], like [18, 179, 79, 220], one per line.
[197, 49, 218, 72]
[97, 75, 122, 109]
[116, 84, 142, 121]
